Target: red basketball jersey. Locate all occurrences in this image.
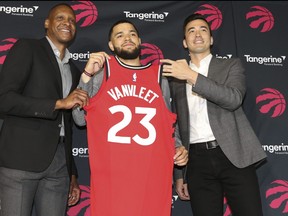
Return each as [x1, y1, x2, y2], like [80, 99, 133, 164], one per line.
[84, 56, 176, 216]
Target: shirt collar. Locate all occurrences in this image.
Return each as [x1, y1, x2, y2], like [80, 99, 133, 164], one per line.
[190, 53, 212, 69]
[46, 36, 70, 64]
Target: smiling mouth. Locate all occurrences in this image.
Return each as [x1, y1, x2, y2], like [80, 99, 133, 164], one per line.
[60, 29, 71, 33]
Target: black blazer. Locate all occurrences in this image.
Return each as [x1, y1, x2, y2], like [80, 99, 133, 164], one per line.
[0, 37, 80, 176]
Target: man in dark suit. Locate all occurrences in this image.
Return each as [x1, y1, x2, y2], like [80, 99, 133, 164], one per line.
[161, 14, 267, 216]
[0, 3, 88, 216]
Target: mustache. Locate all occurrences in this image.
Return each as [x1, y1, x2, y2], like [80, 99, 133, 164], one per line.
[122, 41, 136, 46]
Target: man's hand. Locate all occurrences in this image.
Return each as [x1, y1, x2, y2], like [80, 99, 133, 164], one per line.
[68, 175, 81, 206]
[174, 146, 188, 166]
[175, 178, 190, 200]
[55, 88, 89, 110]
[84, 52, 110, 75]
[81, 52, 111, 83]
[160, 58, 198, 85]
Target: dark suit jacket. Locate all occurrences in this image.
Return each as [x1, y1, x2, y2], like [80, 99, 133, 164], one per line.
[171, 57, 267, 180]
[0, 37, 80, 176]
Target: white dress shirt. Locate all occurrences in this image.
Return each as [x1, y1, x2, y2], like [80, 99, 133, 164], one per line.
[186, 54, 216, 144]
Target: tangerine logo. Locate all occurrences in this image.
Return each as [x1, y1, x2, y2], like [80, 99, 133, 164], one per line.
[0, 38, 17, 65]
[266, 180, 288, 213]
[124, 11, 169, 22]
[0, 5, 39, 17]
[72, 147, 89, 157]
[246, 6, 274, 32]
[256, 88, 286, 118]
[140, 43, 163, 65]
[70, 51, 90, 62]
[244, 54, 285, 66]
[262, 143, 288, 154]
[215, 54, 232, 59]
[67, 185, 91, 215]
[195, 4, 222, 30]
[71, 1, 98, 27]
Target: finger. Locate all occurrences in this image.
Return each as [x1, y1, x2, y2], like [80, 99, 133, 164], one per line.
[173, 148, 183, 160]
[177, 191, 190, 200]
[176, 189, 188, 200]
[176, 59, 187, 63]
[174, 155, 188, 166]
[183, 185, 190, 198]
[102, 52, 111, 59]
[75, 90, 89, 99]
[68, 197, 77, 206]
[179, 195, 190, 200]
[162, 72, 172, 77]
[160, 59, 173, 64]
[175, 158, 186, 165]
[68, 192, 80, 206]
[175, 160, 188, 166]
[162, 64, 173, 71]
[73, 89, 89, 102]
[74, 88, 86, 94]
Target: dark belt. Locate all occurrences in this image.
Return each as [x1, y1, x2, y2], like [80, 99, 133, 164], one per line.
[190, 140, 218, 150]
[59, 136, 65, 143]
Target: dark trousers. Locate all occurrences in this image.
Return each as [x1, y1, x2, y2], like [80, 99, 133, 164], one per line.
[186, 145, 263, 216]
[0, 141, 69, 216]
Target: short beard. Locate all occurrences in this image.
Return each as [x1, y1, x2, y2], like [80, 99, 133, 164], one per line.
[114, 46, 141, 60]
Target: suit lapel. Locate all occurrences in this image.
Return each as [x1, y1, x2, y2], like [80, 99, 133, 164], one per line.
[40, 38, 63, 98]
[208, 57, 227, 85]
[207, 57, 218, 80]
[69, 60, 78, 93]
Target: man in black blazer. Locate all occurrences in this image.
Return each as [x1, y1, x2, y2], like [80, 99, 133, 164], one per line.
[161, 14, 267, 216]
[0, 3, 88, 216]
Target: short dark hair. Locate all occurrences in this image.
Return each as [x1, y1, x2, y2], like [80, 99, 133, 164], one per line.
[108, 19, 139, 40]
[47, 3, 75, 19]
[183, 13, 212, 37]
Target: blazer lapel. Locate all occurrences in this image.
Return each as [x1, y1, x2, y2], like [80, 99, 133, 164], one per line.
[208, 57, 227, 85]
[207, 57, 218, 80]
[40, 38, 63, 98]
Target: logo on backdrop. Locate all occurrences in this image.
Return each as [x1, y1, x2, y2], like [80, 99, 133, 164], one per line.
[140, 43, 164, 65]
[71, 1, 98, 27]
[224, 197, 232, 216]
[246, 6, 274, 32]
[256, 88, 286, 118]
[171, 195, 178, 209]
[266, 180, 288, 213]
[0, 4, 39, 17]
[70, 51, 90, 62]
[67, 185, 91, 216]
[195, 4, 222, 30]
[215, 54, 233, 59]
[244, 55, 286, 66]
[0, 38, 17, 65]
[72, 147, 89, 158]
[68, 185, 180, 215]
[124, 11, 169, 22]
[262, 143, 288, 154]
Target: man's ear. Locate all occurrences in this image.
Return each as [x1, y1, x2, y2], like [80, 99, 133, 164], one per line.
[183, 39, 187, 48]
[108, 41, 114, 51]
[44, 19, 49, 29]
[210, 37, 213, 46]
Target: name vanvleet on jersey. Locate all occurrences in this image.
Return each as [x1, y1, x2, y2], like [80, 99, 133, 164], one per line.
[107, 84, 159, 103]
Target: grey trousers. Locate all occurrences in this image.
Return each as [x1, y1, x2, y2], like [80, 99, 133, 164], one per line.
[0, 141, 70, 216]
